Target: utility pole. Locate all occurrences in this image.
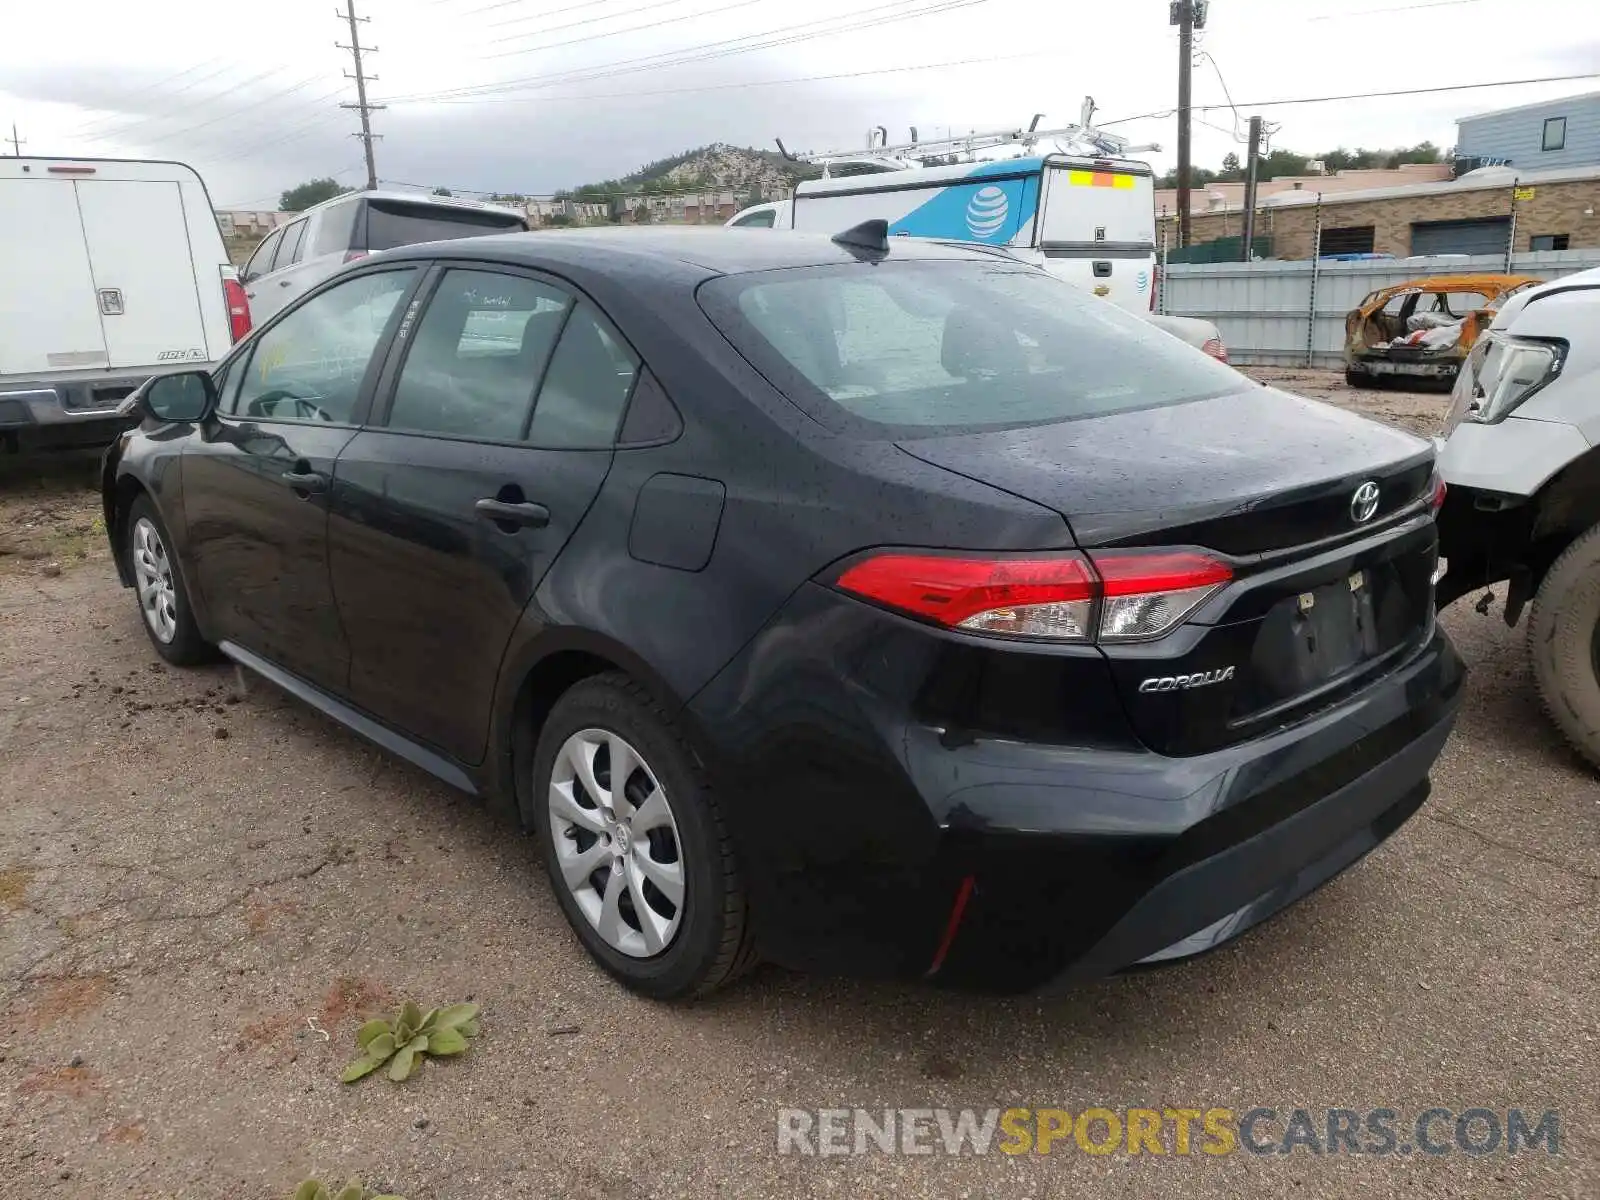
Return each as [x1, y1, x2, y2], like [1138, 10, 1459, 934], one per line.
[1240, 115, 1262, 261]
[6, 122, 25, 156]
[337, 1, 383, 190]
[1170, 0, 1207, 248]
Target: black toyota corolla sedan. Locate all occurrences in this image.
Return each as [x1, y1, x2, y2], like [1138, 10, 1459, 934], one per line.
[102, 225, 1463, 997]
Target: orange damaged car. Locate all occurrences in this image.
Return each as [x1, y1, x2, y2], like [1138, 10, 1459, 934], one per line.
[1343, 274, 1542, 388]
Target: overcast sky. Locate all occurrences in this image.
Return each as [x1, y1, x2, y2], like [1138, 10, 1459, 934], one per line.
[1, 0, 1593, 207]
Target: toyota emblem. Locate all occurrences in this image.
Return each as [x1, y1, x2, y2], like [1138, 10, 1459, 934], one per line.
[1350, 481, 1380, 524]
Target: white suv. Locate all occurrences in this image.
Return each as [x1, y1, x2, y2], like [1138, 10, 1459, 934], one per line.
[242, 190, 529, 323]
[1436, 266, 1600, 763]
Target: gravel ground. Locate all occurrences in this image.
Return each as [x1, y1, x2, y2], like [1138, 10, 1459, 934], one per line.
[0, 372, 1596, 1199]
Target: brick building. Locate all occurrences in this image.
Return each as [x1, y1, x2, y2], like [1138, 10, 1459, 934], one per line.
[1160, 164, 1600, 260]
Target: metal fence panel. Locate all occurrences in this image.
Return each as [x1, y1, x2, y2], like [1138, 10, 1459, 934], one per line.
[1161, 249, 1600, 367]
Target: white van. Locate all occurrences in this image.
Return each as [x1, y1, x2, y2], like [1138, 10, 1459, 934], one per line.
[729, 153, 1226, 359]
[0, 157, 242, 449]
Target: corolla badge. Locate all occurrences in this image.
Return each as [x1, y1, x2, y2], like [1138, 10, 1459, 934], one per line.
[1138, 666, 1235, 693]
[1350, 480, 1381, 524]
[965, 185, 1010, 240]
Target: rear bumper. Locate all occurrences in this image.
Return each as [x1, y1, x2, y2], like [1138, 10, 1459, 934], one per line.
[0, 376, 143, 446]
[1350, 356, 1461, 379]
[689, 583, 1464, 991]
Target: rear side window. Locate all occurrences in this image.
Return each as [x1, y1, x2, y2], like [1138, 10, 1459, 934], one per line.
[276, 220, 309, 269]
[243, 228, 283, 281]
[386, 269, 571, 441]
[364, 200, 526, 251]
[732, 209, 776, 228]
[313, 199, 361, 257]
[700, 260, 1244, 436]
[526, 305, 639, 448]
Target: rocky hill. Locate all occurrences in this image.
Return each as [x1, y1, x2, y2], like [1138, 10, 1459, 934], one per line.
[566, 143, 816, 199]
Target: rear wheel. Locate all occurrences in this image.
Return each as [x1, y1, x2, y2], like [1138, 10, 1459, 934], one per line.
[125, 496, 211, 666]
[1528, 524, 1600, 769]
[532, 673, 755, 998]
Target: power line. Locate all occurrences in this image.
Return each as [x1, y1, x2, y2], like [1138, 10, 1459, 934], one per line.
[131, 77, 332, 148]
[486, 0, 772, 60]
[1309, 0, 1489, 20]
[409, 47, 1064, 106]
[489, 0, 676, 29]
[486, 0, 742, 46]
[1099, 71, 1600, 127]
[384, 0, 997, 103]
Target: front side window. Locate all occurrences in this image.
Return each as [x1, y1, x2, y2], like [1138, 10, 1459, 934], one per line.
[1543, 116, 1567, 151]
[242, 228, 282, 282]
[386, 269, 571, 441]
[231, 269, 416, 423]
[700, 259, 1244, 436]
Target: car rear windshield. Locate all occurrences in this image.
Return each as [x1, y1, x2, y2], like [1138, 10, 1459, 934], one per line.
[364, 200, 526, 251]
[698, 259, 1244, 437]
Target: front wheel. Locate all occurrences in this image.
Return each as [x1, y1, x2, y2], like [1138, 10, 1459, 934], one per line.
[532, 673, 756, 998]
[1528, 524, 1600, 769]
[125, 496, 212, 666]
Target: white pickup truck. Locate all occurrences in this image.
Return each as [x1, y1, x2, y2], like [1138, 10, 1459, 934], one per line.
[0, 156, 243, 451]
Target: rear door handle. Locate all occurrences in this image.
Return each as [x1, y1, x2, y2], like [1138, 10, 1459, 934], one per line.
[282, 469, 327, 494]
[278, 279, 293, 288]
[475, 498, 550, 529]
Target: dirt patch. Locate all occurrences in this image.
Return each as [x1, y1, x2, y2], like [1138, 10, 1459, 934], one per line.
[12, 975, 114, 1029]
[0, 866, 32, 911]
[320, 975, 394, 1035]
[16, 1065, 101, 1100]
[244, 897, 301, 936]
[99, 1120, 147, 1145]
[0, 450, 108, 578]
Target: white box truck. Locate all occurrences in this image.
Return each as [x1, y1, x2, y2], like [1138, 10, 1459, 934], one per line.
[0, 156, 245, 450]
[728, 120, 1227, 360]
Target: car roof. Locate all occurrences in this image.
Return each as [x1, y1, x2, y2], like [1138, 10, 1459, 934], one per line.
[1373, 274, 1542, 296]
[409, 225, 1001, 278]
[300, 188, 526, 219]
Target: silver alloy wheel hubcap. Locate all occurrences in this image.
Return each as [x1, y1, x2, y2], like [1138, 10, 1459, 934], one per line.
[548, 728, 684, 958]
[131, 517, 178, 644]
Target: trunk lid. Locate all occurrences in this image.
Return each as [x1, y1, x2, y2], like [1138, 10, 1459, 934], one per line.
[899, 385, 1440, 754]
[897, 385, 1433, 551]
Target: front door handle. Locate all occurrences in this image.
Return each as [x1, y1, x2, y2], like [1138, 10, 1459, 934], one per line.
[475, 498, 550, 529]
[282, 469, 327, 495]
[278, 279, 293, 288]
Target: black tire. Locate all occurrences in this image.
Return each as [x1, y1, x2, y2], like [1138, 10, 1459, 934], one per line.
[532, 672, 756, 999]
[124, 495, 212, 666]
[1345, 367, 1381, 389]
[1528, 524, 1600, 770]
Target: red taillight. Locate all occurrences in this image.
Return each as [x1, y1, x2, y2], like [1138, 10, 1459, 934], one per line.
[343, 249, 369, 264]
[222, 277, 252, 343]
[1201, 336, 1228, 362]
[1430, 471, 1447, 513]
[1150, 264, 1160, 312]
[833, 549, 1232, 643]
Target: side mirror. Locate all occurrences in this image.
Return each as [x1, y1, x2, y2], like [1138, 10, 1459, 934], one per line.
[138, 371, 217, 423]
